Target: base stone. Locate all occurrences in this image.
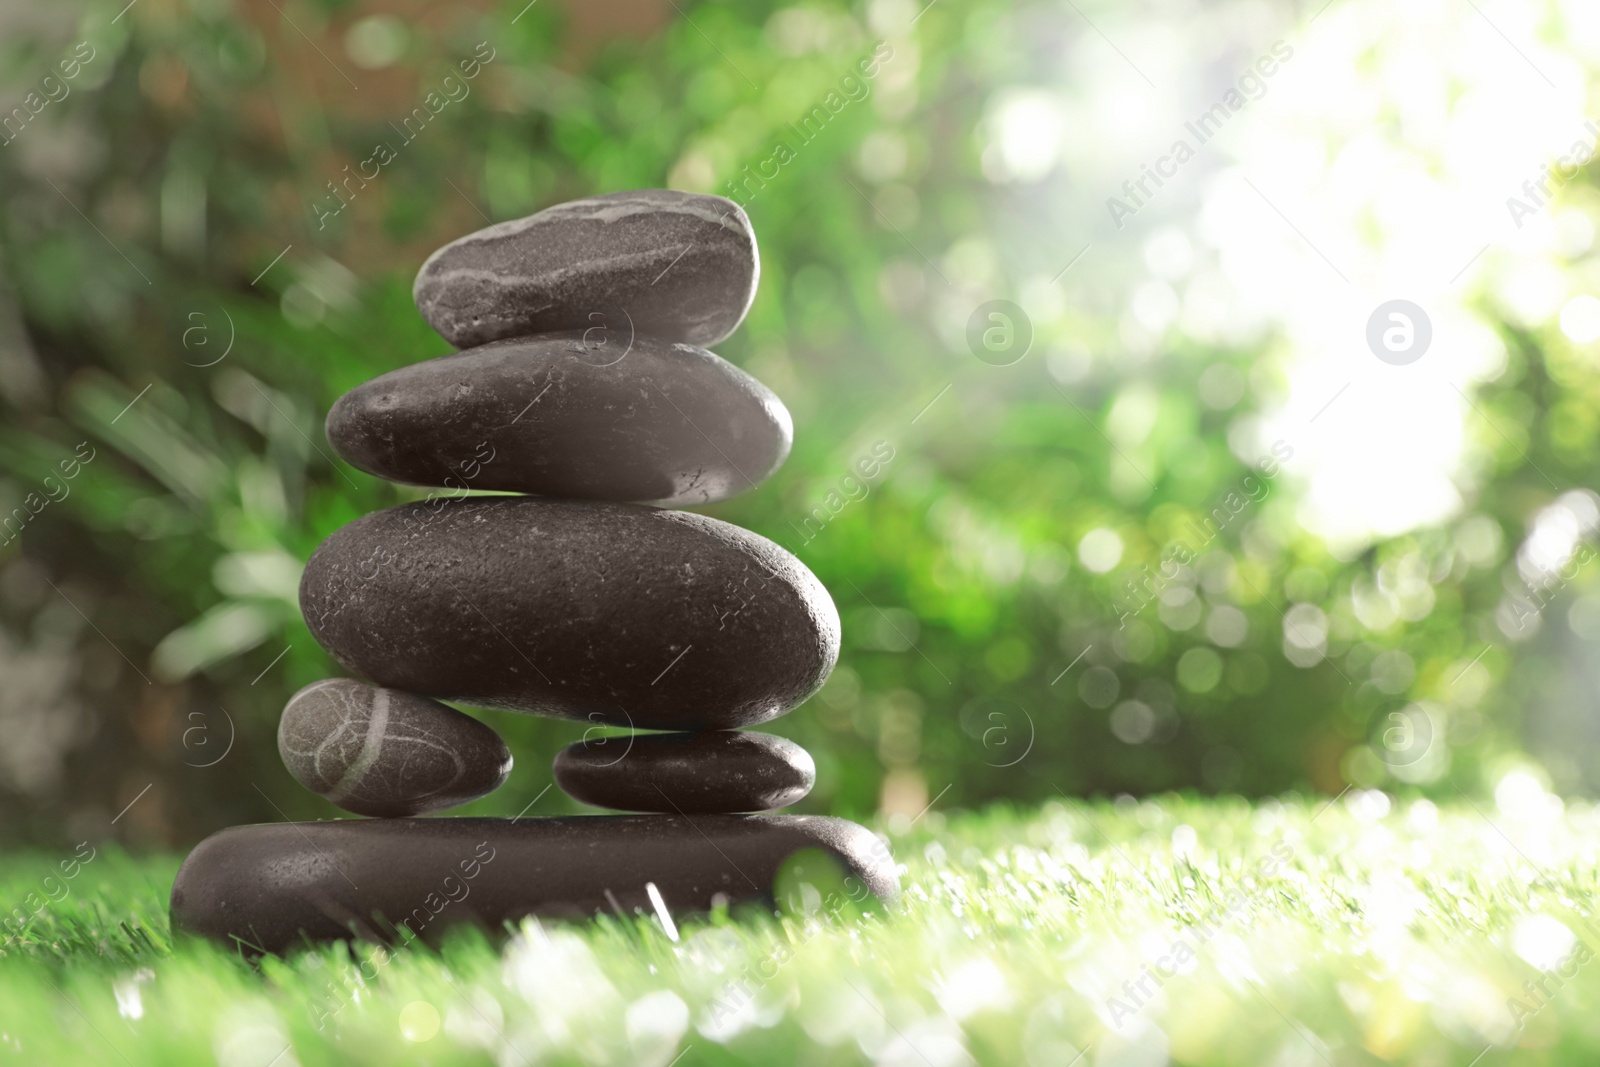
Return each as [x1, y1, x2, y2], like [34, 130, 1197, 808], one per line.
[169, 815, 898, 953]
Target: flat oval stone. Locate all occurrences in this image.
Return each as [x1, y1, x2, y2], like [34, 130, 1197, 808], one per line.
[170, 815, 900, 952]
[555, 731, 814, 813]
[278, 679, 512, 818]
[326, 333, 791, 506]
[299, 498, 839, 730]
[413, 190, 758, 349]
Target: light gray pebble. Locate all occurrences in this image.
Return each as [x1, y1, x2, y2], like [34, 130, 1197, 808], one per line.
[413, 189, 758, 349]
[278, 678, 511, 818]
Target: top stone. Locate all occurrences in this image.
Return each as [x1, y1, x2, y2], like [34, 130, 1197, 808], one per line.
[413, 190, 759, 350]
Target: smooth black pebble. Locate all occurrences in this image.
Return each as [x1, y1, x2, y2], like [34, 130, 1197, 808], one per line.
[555, 731, 814, 813]
[278, 679, 511, 818]
[326, 332, 791, 506]
[169, 815, 899, 952]
[299, 497, 839, 730]
[413, 189, 758, 349]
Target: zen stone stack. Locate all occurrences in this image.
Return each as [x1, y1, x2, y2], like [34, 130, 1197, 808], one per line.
[170, 190, 898, 953]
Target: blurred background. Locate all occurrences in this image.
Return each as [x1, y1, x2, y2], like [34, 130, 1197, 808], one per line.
[0, 0, 1596, 848]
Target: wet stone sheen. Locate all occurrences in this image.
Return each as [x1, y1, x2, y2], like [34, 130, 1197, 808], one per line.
[298, 497, 840, 731]
[326, 332, 791, 506]
[169, 815, 900, 952]
[278, 678, 512, 818]
[555, 730, 815, 813]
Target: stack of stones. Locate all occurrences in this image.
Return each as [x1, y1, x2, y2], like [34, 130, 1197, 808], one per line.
[171, 190, 898, 952]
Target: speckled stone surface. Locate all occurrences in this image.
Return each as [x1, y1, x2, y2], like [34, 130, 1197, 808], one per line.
[277, 679, 512, 818]
[555, 731, 815, 813]
[170, 815, 898, 951]
[413, 190, 759, 349]
[326, 332, 791, 506]
[299, 497, 839, 730]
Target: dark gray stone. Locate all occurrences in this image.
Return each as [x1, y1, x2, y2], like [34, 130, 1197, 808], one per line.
[277, 678, 512, 818]
[555, 731, 814, 813]
[299, 497, 838, 730]
[169, 815, 899, 952]
[326, 332, 791, 506]
[413, 190, 758, 349]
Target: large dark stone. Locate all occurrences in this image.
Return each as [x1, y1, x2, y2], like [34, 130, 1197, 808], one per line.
[413, 190, 758, 349]
[169, 815, 898, 952]
[326, 333, 791, 506]
[555, 731, 814, 813]
[299, 497, 838, 730]
[278, 679, 512, 818]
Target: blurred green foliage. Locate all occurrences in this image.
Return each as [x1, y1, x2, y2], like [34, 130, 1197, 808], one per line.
[0, 0, 1594, 846]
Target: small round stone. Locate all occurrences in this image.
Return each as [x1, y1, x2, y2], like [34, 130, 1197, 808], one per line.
[554, 731, 815, 813]
[278, 679, 512, 818]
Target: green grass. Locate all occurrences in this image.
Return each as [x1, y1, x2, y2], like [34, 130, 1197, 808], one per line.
[3, 795, 1600, 1065]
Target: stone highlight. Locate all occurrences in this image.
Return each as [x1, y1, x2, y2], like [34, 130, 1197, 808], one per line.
[278, 679, 512, 818]
[555, 730, 815, 813]
[326, 332, 791, 506]
[299, 497, 839, 730]
[170, 815, 899, 952]
[413, 189, 758, 349]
